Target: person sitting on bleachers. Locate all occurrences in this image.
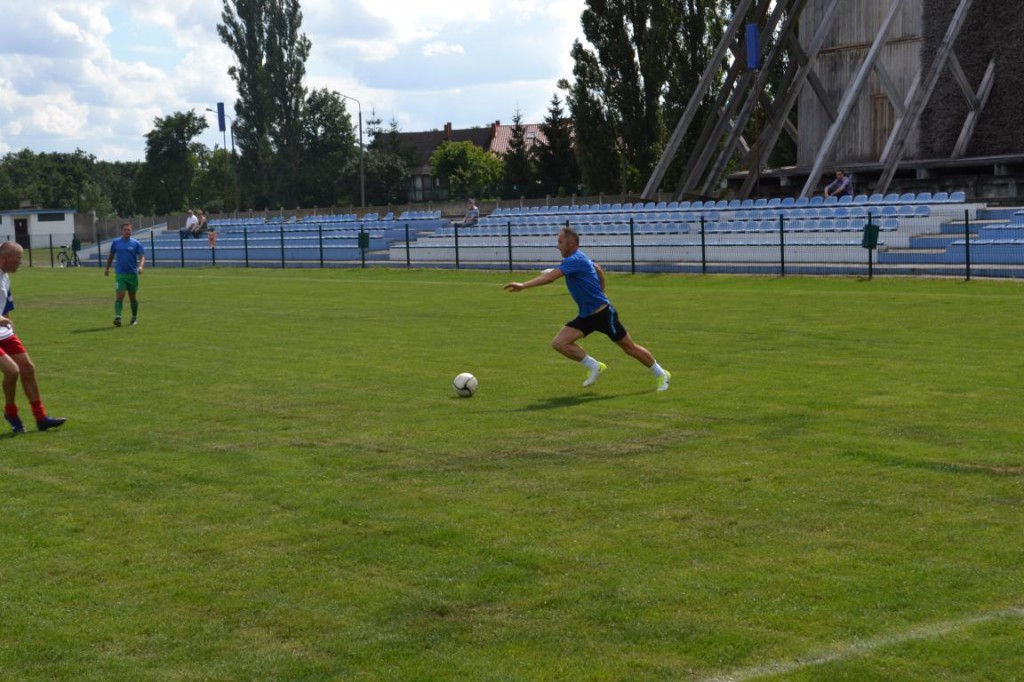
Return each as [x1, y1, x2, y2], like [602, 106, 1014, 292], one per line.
[454, 199, 479, 228]
[824, 169, 853, 198]
[181, 209, 198, 238]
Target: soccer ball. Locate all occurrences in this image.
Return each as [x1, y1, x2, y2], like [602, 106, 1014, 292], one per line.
[453, 372, 478, 397]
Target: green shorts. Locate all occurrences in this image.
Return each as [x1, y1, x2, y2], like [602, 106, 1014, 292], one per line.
[115, 273, 140, 293]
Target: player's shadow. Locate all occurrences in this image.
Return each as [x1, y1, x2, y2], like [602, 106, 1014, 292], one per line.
[520, 391, 648, 411]
[70, 326, 122, 334]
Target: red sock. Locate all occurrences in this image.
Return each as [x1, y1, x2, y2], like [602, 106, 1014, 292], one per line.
[4, 403, 17, 418]
[30, 400, 46, 421]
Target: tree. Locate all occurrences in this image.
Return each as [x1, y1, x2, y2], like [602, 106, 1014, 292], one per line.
[218, 0, 311, 209]
[565, 0, 728, 193]
[430, 141, 502, 200]
[534, 95, 580, 197]
[501, 109, 535, 199]
[365, 113, 412, 206]
[135, 111, 208, 214]
[300, 88, 358, 208]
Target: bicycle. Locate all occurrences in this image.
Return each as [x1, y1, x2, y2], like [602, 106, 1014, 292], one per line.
[56, 244, 81, 268]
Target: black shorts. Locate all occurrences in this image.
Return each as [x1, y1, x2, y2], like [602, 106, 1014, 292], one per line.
[566, 305, 628, 342]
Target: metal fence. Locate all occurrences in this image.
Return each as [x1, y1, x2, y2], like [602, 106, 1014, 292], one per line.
[13, 203, 1024, 280]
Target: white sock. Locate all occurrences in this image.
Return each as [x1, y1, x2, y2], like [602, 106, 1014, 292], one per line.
[649, 362, 666, 377]
[581, 355, 601, 370]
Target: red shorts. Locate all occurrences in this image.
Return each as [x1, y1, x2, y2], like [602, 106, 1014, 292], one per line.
[0, 334, 26, 356]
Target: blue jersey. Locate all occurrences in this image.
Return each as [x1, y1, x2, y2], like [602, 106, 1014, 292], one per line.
[557, 250, 609, 317]
[110, 237, 145, 274]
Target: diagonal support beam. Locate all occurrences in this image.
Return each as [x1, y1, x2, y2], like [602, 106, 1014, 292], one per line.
[952, 57, 995, 158]
[738, 0, 843, 197]
[699, 0, 807, 196]
[799, 0, 908, 197]
[640, 0, 757, 200]
[876, 0, 975, 191]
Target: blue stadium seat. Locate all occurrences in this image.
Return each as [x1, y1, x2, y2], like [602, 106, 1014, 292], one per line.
[949, 191, 966, 202]
[837, 194, 853, 205]
[932, 191, 949, 203]
[781, 197, 796, 207]
[898, 193, 916, 203]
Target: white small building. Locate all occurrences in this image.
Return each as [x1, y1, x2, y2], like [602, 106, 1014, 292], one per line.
[0, 208, 77, 249]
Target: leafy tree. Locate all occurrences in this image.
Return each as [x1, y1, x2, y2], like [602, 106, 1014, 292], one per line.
[501, 109, 535, 199]
[218, 0, 311, 209]
[300, 88, 358, 208]
[134, 111, 208, 214]
[93, 161, 143, 217]
[534, 95, 580, 197]
[565, 0, 728, 193]
[0, 149, 116, 217]
[430, 141, 502, 200]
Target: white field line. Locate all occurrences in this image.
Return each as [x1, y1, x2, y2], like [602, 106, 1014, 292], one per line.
[700, 607, 1024, 682]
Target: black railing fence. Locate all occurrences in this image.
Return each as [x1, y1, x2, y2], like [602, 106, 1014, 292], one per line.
[9, 205, 1024, 280]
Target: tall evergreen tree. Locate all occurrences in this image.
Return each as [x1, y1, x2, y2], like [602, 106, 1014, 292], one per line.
[502, 110, 535, 200]
[535, 95, 580, 198]
[365, 114, 412, 206]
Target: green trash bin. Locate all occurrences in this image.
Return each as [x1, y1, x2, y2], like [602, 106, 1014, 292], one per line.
[358, 230, 370, 250]
[861, 222, 880, 249]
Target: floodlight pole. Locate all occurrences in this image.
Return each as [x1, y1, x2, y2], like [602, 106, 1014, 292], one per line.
[339, 93, 365, 208]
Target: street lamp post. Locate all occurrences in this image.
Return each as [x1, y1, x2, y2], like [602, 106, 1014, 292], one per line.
[339, 93, 365, 208]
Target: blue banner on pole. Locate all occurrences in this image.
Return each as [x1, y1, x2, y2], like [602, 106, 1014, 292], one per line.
[216, 102, 226, 133]
[746, 24, 761, 70]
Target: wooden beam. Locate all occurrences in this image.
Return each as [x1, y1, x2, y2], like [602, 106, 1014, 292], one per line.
[738, 0, 843, 197]
[873, 62, 906, 117]
[875, 0, 975, 192]
[640, 0, 757, 200]
[953, 57, 996, 158]
[699, 0, 805, 196]
[800, 0, 908, 198]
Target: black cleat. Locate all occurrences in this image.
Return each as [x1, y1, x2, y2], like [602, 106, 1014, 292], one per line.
[37, 416, 67, 432]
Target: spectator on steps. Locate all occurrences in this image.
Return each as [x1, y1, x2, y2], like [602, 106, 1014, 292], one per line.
[454, 199, 479, 228]
[824, 169, 852, 198]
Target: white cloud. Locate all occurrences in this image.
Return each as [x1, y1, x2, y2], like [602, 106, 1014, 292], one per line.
[422, 41, 464, 57]
[0, 0, 586, 160]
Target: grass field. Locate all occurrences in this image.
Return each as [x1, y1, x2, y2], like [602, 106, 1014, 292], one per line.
[1, 266, 1022, 681]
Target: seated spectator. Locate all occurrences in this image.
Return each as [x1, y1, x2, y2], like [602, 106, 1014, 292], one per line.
[194, 209, 208, 238]
[454, 199, 479, 228]
[824, 169, 852, 198]
[181, 209, 198, 238]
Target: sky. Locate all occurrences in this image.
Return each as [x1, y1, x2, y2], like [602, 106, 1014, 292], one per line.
[0, 0, 587, 162]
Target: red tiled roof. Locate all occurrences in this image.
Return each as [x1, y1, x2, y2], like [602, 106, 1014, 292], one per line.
[489, 124, 547, 155]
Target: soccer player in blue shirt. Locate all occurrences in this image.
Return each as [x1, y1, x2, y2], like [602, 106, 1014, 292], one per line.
[104, 222, 146, 326]
[504, 226, 671, 391]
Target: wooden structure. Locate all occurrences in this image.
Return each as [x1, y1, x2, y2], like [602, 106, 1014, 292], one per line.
[644, 0, 1022, 201]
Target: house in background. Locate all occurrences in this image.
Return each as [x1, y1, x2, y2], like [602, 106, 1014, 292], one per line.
[0, 208, 76, 249]
[398, 121, 547, 201]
